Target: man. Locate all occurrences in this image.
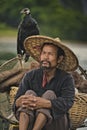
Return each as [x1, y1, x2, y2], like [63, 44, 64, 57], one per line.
[13, 35, 78, 130]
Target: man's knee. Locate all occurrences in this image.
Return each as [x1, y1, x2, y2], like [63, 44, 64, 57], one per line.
[42, 90, 56, 100]
[20, 111, 28, 118]
[25, 90, 37, 96]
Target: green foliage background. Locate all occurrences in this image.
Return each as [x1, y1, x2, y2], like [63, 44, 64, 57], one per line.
[0, 0, 87, 41]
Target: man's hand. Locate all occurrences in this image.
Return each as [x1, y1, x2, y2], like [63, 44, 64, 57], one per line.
[15, 94, 36, 109]
[16, 95, 52, 110]
[33, 96, 52, 109]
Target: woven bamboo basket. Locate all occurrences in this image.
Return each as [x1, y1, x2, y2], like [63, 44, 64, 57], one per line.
[69, 93, 87, 129]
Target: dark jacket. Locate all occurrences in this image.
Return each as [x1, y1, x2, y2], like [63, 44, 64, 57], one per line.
[13, 68, 75, 119]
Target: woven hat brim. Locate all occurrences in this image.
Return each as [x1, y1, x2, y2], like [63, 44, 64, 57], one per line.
[24, 35, 78, 71]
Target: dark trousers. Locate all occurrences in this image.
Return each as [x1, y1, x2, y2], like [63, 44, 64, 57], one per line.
[16, 90, 69, 130]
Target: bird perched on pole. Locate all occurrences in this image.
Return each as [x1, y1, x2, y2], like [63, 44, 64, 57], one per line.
[17, 8, 40, 62]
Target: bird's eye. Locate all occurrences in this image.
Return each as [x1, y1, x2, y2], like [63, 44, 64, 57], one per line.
[24, 8, 28, 12]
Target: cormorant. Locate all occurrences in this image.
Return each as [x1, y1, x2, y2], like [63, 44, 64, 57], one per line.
[17, 8, 40, 62]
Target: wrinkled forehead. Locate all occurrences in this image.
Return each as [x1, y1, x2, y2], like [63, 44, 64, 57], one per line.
[41, 42, 59, 51]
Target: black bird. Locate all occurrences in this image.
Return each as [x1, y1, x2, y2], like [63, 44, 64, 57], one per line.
[17, 8, 40, 62]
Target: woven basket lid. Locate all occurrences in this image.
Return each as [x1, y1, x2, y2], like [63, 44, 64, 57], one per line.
[24, 35, 79, 71]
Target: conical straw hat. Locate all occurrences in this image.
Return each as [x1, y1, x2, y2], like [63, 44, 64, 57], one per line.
[24, 35, 78, 71]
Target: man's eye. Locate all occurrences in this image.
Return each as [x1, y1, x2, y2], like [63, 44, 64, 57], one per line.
[42, 52, 46, 54]
[49, 53, 54, 56]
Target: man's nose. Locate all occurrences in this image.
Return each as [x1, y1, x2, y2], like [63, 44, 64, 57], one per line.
[44, 53, 49, 59]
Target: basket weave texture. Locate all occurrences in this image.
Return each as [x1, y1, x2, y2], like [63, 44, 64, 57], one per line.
[69, 93, 87, 129]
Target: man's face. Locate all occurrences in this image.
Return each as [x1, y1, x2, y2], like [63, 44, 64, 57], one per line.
[40, 45, 58, 71]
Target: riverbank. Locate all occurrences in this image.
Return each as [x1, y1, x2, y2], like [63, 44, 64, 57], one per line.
[0, 36, 16, 43]
[0, 36, 87, 44]
[0, 36, 87, 69]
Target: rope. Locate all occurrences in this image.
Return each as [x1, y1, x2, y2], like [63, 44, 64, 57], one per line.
[0, 115, 18, 125]
[78, 65, 87, 79]
[9, 124, 19, 130]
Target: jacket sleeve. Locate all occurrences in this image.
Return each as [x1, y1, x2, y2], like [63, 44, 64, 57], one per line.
[51, 74, 75, 119]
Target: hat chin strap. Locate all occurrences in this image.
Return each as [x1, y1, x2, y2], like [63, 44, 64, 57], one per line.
[57, 55, 64, 64]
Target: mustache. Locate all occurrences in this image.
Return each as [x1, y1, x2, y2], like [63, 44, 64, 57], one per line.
[40, 60, 51, 66]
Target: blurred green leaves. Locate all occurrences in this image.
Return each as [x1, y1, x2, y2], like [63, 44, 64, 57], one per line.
[0, 0, 87, 41]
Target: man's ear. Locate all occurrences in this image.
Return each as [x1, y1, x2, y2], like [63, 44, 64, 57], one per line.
[57, 56, 64, 64]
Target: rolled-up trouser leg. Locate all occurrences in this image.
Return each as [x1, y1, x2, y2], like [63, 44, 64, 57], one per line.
[15, 90, 37, 130]
[36, 90, 57, 125]
[40, 90, 69, 130]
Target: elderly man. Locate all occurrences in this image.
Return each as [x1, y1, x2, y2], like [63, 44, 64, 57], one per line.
[13, 35, 78, 130]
